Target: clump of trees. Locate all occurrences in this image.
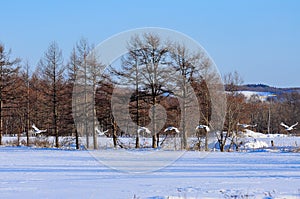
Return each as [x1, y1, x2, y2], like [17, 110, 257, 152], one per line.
[0, 35, 299, 151]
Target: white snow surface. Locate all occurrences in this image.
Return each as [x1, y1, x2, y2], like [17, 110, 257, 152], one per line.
[238, 91, 273, 101]
[242, 129, 288, 139]
[244, 139, 269, 149]
[1, 146, 300, 199]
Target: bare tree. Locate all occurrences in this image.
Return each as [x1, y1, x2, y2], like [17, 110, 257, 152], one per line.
[219, 71, 244, 151]
[86, 50, 105, 149]
[95, 80, 119, 147]
[38, 41, 65, 148]
[0, 43, 20, 145]
[67, 47, 80, 149]
[109, 34, 171, 148]
[109, 42, 144, 148]
[25, 62, 30, 146]
[73, 38, 92, 148]
[129, 33, 171, 148]
[72, 38, 105, 149]
[169, 43, 210, 150]
[15, 61, 32, 146]
[276, 92, 300, 135]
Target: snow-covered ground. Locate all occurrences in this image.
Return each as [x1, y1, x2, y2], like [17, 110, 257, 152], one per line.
[1, 145, 300, 199]
[1, 131, 300, 198]
[3, 129, 299, 151]
[237, 129, 299, 151]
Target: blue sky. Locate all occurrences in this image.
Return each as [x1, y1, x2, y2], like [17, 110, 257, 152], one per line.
[1, 0, 299, 87]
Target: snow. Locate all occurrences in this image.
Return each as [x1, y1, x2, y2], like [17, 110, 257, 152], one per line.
[244, 139, 269, 149]
[241, 129, 288, 139]
[1, 130, 300, 198]
[239, 129, 299, 151]
[242, 129, 270, 138]
[1, 146, 300, 199]
[237, 91, 274, 101]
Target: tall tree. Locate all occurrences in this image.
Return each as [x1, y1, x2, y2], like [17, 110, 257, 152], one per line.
[72, 38, 104, 149]
[16, 61, 32, 146]
[38, 41, 65, 148]
[25, 62, 30, 146]
[67, 47, 80, 149]
[110, 42, 143, 148]
[12, 63, 32, 146]
[107, 34, 171, 148]
[169, 43, 210, 150]
[86, 50, 104, 149]
[128, 33, 170, 148]
[75, 38, 91, 148]
[220, 71, 245, 151]
[0, 43, 20, 145]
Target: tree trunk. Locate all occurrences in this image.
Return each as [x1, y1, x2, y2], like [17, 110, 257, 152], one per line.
[152, 134, 157, 148]
[152, 98, 157, 148]
[182, 81, 188, 150]
[92, 90, 97, 149]
[205, 130, 208, 151]
[75, 128, 79, 149]
[135, 136, 140, 148]
[205, 93, 209, 151]
[112, 119, 117, 148]
[85, 119, 89, 148]
[54, 97, 59, 148]
[182, 100, 187, 150]
[135, 61, 140, 149]
[113, 132, 117, 148]
[220, 142, 225, 152]
[0, 100, 2, 145]
[25, 64, 30, 147]
[17, 122, 21, 147]
[26, 68, 30, 146]
[218, 132, 225, 152]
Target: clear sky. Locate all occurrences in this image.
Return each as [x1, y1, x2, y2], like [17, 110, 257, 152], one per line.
[1, 0, 299, 87]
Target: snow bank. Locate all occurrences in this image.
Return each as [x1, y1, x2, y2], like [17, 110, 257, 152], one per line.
[244, 139, 269, 149]
[243, 129, 268, 138]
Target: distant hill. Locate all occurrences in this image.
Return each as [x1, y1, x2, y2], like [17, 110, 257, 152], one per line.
[227, 84, 300, 94]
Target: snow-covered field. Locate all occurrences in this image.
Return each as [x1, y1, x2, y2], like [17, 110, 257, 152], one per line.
[1, 130, 300, 198]
[1, 145, 300, 199]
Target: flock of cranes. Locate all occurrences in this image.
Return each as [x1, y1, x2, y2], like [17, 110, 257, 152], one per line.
[30, 121, 298, 137]
[237, 122, 298, 132]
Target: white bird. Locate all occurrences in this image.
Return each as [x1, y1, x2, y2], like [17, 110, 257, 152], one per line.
[196, 125, 210, 132]
[96, 128, 108, 136]
[137, 127, 151, 134]
[237, 122, 257, 128]
[280, 122, 298, 131]
[164, 126, 180, 133]
[32, 124, 47, 134]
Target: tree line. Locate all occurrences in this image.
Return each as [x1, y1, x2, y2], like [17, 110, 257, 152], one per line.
[0, 34, 299, 151]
